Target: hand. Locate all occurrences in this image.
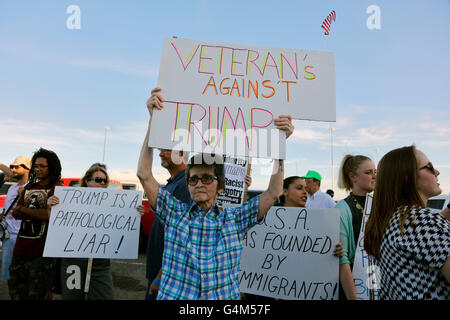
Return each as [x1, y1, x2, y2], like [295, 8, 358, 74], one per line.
[47, 195, 60, 208]
[274, 115, 294, 139]
[12, 206, 23, 219]
[149, 280, 159, 297]
[333, 242, 344, 258]
[245, 174, 252, 188]
[136, 205, 146, 216]
[146, 87, 164, 117]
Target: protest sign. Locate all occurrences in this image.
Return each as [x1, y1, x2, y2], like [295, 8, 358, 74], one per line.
[352, 194, 379, 300]
[217, 155, 249, 207]
[149, 37, 336, 159]
[239, 207, 340, 300]
[43, 186, 142, 259]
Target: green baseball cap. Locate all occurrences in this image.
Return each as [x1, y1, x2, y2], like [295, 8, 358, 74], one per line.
[301, 170, 322, 181]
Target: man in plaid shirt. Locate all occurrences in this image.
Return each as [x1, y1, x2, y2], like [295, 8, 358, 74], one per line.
[137, 88, 294, 300]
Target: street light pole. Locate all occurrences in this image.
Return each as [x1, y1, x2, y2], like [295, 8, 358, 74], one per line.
[329, 126, 335, 191]
[102, 126, 110, 163]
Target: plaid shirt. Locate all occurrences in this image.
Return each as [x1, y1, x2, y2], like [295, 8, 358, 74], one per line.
[155, 185, 260, 300]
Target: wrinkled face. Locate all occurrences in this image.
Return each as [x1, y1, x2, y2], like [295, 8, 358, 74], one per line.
[86, 170, 108, 189]
[283, 178, 308, 207]
[350, 160, 376, 193]
[33, 157, 49, 181]
[304, 178, 319, 195]
[415, 149, 441, 201]
[187, 166, 222, 204]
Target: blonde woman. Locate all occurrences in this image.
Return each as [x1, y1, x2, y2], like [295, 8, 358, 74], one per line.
[335, 155, 376, 300]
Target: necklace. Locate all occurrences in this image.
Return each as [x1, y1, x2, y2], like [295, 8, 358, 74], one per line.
[350, 193, 365, 213]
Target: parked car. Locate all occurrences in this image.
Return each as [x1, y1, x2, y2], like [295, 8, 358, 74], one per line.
[427, 194, 449, 211]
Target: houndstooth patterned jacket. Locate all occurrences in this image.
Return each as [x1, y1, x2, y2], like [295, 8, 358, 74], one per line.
[376, 207, 449, 299]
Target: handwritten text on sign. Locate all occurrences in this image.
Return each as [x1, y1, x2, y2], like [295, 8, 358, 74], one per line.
[149, 38, 336, 159]
[239, 207, 340, 300]
[43, 187, 142, 259]
[352, 194, 379, 300]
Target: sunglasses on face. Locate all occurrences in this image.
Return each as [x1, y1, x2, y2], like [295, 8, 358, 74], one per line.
[187, 175, 217, 186]
[419, 162, 436, 175]
[89, 177, 108, 184]
[9, 164, 29, 170]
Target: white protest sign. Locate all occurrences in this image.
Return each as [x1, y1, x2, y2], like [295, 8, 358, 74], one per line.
[352, 194, 379, 300]
[217, 155, 248, 207]
[149, 37, 336, 159]
[239, 207, 340, 300]
[43, 187, 142, 259]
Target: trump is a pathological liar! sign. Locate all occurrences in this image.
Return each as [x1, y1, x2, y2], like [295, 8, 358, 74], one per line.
[149, 38, 336, 159]
[43, 187, 143, 259]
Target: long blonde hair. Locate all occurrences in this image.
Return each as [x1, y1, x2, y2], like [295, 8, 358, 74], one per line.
[337, 154, 371, 191]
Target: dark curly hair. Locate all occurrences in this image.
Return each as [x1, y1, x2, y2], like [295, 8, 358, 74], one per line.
[29, 147, 62, 186]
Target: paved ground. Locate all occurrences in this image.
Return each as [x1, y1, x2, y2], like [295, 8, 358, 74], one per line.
[0, 246, 148, 300]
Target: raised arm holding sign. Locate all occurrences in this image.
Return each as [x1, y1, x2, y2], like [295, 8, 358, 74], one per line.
[136, 88, 293, 300]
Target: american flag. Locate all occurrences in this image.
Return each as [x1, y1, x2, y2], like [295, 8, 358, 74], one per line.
[321, 10, 336, 35]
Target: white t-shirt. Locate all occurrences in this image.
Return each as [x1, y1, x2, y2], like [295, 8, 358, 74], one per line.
[305, 190, 335, 208]
[3, 183, 25, 235]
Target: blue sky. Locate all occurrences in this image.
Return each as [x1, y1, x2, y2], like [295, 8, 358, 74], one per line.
[1, 0, 449, 199]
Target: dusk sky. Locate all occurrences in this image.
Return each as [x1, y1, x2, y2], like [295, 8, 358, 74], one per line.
[1, 0, 449, 200]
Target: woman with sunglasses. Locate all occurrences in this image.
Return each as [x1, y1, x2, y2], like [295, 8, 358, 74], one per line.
[47, 163, 144, 300]
[335, 154, 376, 300]
[364, 146, 449, 299]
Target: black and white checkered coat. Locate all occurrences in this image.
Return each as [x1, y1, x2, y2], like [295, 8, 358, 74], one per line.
[376, 207, 449, 299]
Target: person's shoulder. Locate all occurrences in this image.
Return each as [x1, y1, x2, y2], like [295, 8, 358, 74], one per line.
[335, 199, 347, 207]
[413, 207, 449, 226]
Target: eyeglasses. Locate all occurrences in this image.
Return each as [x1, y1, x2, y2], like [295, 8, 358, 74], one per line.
[33, 164, 48, 169]
[10, 164, 29, 170]
[90, 177, 108, 184]
[419, 162, 436, 175]
[187, 175, 217, 186]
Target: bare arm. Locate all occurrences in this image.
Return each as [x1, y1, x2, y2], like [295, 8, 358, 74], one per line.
[258, 160, 284, 221]
[257, 115, 294, 221]
[12, 206, 50, 221]
[136, 88, 163, 209]
[339, 263, 358, 300]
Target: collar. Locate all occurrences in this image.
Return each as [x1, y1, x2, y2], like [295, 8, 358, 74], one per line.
[166, 169, 185, 185]
[188, 202, 222, 219]
[309, 189, 321, 199]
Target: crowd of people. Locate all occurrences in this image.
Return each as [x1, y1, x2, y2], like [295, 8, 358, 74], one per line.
[0, 87, 448, 300]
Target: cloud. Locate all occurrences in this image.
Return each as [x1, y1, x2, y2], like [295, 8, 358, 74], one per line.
[0, 43, 158, 78]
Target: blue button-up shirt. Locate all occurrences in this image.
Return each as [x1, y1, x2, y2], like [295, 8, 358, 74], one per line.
[155, 185, 260, 300]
